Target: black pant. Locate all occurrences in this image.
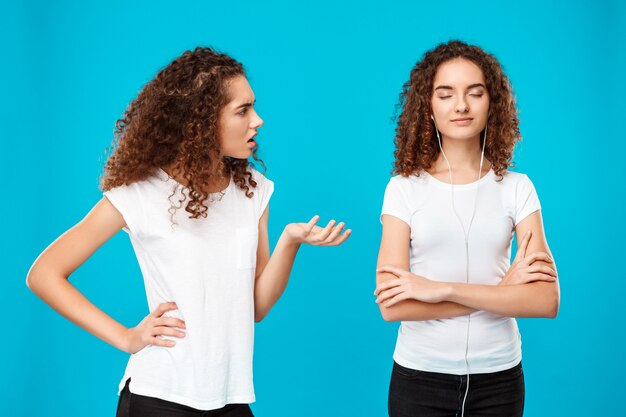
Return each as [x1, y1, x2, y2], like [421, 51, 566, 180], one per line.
[116, 379, 254, 417]
[389, 362, 525, 417]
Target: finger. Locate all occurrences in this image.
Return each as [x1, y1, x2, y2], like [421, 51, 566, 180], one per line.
[314, 219, 336, 242]
[528, 273, 557, 283]
[383, 292, 410, 308]
[155, 317, 186, 329]
[327, 228, 352, 246]
[153, 326, 186, 338]
[525, 252, 553, 265]
[376, 286, 405, 304]
[514, 231, 531, 264]
[374, 278, 404, 296]
[153, 302, 178, 317]
[305, 215, 320, 233]
[322, 222, 345, 244]
[527, 265, 557, 277]
[376, 265, 404, 277]
[150, 336, 176, 348]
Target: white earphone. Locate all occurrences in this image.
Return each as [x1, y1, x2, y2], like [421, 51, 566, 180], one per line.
[430, 112, 489, 417]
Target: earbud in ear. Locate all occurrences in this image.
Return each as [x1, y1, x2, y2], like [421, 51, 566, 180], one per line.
[430, 114, 435, 121]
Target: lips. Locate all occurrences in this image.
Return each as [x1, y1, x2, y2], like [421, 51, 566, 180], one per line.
[450, 117, 473, 126]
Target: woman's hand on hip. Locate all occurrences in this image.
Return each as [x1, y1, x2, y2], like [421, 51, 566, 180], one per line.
[123, 302, 186, 354]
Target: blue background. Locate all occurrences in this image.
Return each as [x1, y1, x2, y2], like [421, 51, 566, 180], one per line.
[3, 1, 624, 415]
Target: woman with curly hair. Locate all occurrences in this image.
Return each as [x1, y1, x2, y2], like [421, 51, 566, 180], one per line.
[26, 47, 350, 417]
[374, 40, 559, 416]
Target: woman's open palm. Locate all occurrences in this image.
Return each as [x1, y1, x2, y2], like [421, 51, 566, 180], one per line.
[284, 215, 351, 246]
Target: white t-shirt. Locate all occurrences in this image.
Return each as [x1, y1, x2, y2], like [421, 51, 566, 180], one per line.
[381, 169, 541, 375]
[104, 168, 273, 410]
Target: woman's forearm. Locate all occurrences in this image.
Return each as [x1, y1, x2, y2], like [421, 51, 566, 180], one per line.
[446, 281, 559, 318]
[379, 300, 475, 322]
[26, 267, 131, 351]
[377, 272, 475, 321]
[253, 230, 300, 322]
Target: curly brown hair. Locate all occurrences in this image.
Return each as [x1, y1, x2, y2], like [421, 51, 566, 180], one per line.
[393, 40, 520, 179]
[101, 46, 263, 219]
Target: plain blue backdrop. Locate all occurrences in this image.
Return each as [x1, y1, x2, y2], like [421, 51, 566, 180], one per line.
[3, 1, 625, 416]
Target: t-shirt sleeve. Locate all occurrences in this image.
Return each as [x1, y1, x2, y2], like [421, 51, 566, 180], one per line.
[254, 171, 274, 220]
[380, 177, 411, 226]
[103, 184, 143, 235]
[515, 174, 541, 226]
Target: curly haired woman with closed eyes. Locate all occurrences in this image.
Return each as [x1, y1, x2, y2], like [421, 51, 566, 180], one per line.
[375, 40, 559, 417]
[27, 47, 351, 417]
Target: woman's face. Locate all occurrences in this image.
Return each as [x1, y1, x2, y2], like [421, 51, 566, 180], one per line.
[218, 75, 264, 159]
[431, 58, 490, 142]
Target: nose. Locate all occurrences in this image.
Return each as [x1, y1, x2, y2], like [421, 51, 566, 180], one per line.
[455, 96, 469, 113]
[250, 109, 264, 129]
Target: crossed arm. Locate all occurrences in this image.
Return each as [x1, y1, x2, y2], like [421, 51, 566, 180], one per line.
[375, 211, 560, 322]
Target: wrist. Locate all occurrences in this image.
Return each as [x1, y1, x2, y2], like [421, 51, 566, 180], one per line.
[443, 283, 457, 302]
[280, 228, 302, 249]
[114, 326, 132, 353]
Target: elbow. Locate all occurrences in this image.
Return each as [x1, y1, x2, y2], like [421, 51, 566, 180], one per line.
[26, 263, 66, 295]
[26, 265, 41, 293]
[527, 281, 559, 319]
[546, 296, 560, 319]
[541, 305, 558, 319]
[254, 308, 268, 323]
[539, 290, 560, 319]
[547, 283, 560, 318]
[379, 306, 400, 322]
[25, 276, 34, 292]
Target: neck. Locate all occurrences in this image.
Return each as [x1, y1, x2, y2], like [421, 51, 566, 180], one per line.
[435, 134, 486, 172]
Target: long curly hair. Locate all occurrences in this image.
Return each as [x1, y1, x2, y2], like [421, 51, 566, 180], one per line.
[393, 40, 520, 179]
[101, 47, 263, 219]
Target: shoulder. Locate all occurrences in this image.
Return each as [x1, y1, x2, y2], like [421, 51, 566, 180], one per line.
[495, 170, 535, 188]
[246, 168, 274, 205]
[105, 172, 162, 198]
[385, 172, 429, 197]
[102, 179, 155, 236]
[388, 172, 427, 187]
[103, 170, 170, 214]
[496, 170, 540, 206]
[383, 173, 430, 213]
[501, 170, 529, 181]
[249, 167, 271, 183]
[103, 181, 140, 200]
[248, 168, 273, 190]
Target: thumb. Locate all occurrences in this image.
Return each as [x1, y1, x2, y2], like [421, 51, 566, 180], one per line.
[377, 264, 404, 277]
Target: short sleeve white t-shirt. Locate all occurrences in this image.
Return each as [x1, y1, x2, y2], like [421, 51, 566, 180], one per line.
[381, 170, 541, 375]
[104, 168, 273, 410]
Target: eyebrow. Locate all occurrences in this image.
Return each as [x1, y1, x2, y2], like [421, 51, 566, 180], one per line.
[235, 99, 256, 110]
[434, 83, 486, 91]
